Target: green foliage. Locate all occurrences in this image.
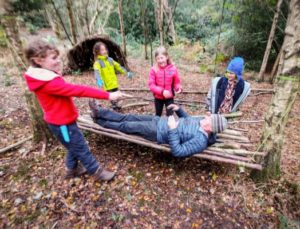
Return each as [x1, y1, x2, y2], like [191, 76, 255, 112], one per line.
[229, 0, 288, 70]
[10, 0, 49, 29]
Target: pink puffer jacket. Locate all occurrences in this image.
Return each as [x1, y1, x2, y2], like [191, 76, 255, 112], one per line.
[148, 64, 182, 99]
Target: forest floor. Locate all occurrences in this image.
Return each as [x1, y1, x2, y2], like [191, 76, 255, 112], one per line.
[0, 42, 300, 228]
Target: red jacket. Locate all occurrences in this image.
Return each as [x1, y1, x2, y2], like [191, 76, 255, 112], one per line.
[148, 64, 182, 99]
[24, 67, 109, 125]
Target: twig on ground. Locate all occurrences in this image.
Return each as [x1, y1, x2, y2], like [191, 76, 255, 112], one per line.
[0, 136, 33, 154]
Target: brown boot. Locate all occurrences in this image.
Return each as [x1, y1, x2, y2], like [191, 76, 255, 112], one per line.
[64, 163, 87, 179]
[92, 167, 115, 182]
[89, 100, 101, 122]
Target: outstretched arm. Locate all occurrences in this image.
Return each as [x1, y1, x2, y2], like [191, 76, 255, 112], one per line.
[41, 77, 110, 100]
[113, 60, 127, 75]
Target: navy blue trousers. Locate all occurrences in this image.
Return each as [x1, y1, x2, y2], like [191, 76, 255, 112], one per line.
[95, 108, 158, 142]
[48, 122, 99, 175]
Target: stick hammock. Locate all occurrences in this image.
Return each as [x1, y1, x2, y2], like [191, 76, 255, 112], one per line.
[77, 115, 265, 170]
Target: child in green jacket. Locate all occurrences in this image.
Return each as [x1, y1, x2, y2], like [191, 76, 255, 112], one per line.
[93, 41, 132, 110]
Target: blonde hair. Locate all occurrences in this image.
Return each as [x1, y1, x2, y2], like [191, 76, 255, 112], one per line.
[93, 41, 107, 60]
[154, 46, 172, 66]
[24, 39, 59, 67]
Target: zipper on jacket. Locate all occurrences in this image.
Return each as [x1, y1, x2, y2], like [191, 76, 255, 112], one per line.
[163, 69, 165, 90]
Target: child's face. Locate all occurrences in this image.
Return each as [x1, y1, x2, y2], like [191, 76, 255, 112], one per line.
[226, 71, 236, 81]
[99, 45, 108, 56]
[156, 54, 168, 67]
[36, 51, 61, 74]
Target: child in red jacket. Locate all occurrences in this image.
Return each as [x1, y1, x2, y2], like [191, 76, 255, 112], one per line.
[24, 39, 127, 182]
[148, 46, 182, 116]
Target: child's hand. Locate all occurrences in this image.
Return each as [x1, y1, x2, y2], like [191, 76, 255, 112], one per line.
[127, 72, 133, 79]
[163, 90, 172, 98]
[168, 115, 178, 129]
[109, 91, 133, 101]
[175, 88, 182, 94]
[167, 104, 180, 111]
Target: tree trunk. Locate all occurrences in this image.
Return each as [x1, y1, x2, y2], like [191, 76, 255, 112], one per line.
[141, 0, 148, 59]
[45, 4, 64, 39]
[269, 47, 283, 83]
[251, 0, 300, 181]
[66, 0, 77, 44]
[162, 0, 177, 44]
[0, 7, 53, 143]
[258, 0, 283, 82]
[48, 0, 73, 45]
[118, 0, 127, 56]
[155, 0, 164, 45]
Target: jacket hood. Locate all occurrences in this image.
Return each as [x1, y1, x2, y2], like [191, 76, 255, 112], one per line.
[226, 57, 244, 80]
[24, 67, 60, 91]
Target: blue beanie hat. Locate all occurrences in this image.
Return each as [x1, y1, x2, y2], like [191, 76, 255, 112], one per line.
[226, 57, 244, 80]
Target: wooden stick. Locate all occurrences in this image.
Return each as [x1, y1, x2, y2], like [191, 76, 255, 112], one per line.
[193, 112, 242, 119]
[121, 102, 149, 109]
[222, 111, 243, 118]
[203, 150, 253, 162]
[120, 88, 274, 94]
[207, 147, 266, 156]
[213, 142, 241, 149]
[223, 129, 243, 136]
[228, 127, 248, 132]
[228, 120, 264, 124]
[217, 133, 250, 142]
[0, 136, 33, 154]
[193, 153, 263, 170]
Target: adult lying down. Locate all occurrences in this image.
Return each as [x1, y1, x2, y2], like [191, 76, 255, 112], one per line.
[89, 101, 228, 157]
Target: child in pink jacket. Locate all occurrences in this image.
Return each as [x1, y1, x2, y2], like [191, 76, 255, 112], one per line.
[148, 46, 182, 116]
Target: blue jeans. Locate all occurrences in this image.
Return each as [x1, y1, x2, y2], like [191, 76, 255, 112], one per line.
[48, 122, 99, 175]
[95, 108, 159, 142]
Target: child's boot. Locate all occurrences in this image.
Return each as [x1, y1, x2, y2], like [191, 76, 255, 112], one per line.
[64, 163, 87, 179]
[92, 167, 115, 182]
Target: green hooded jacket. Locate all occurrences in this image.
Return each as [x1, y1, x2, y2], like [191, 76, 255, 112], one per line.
[93, 55, 127, 91]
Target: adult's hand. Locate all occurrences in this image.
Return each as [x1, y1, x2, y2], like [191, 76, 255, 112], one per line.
[168, 115, 178, 129]
[167, 104, 180, 111]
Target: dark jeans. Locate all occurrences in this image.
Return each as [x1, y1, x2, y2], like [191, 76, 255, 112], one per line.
[48, 122, 100, 175]
[154, 98, 174, 116]
[95, 108, 158, 142]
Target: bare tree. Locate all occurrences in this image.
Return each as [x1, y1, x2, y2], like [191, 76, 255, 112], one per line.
[155, 0, 164, 45]
[162, 0, 177, 44]
[251, 0, 300, 181]
[66, 0, 77, 44]
[140, 0, 149, 59]
[118, 0, 127, 55]
[258, 0, 284, 82]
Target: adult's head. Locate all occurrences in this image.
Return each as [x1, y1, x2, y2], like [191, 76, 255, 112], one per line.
[200, 112, 228, 134]
[226, 57, 244, 81]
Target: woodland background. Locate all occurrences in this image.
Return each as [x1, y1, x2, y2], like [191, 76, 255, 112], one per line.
[0, 0, 299, 228]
